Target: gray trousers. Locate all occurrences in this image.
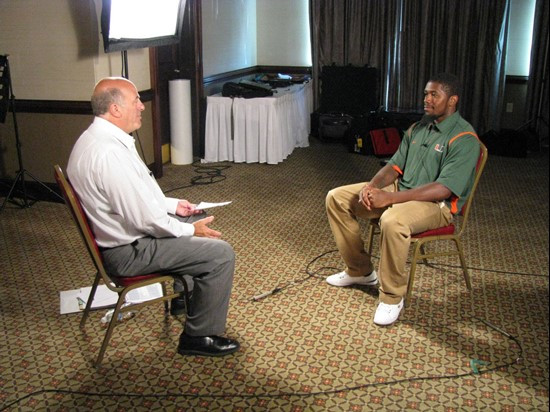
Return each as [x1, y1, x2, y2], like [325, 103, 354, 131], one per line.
[101, 214, 235, 337]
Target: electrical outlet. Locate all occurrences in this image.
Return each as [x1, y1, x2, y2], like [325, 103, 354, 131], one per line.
[506, 102, 514, 113]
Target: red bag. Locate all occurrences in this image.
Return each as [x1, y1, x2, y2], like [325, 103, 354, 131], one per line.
[369, 128, 401, 157]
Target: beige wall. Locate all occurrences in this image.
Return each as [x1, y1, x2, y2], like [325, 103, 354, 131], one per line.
[0, 0, 153, 183]
[0, 113, 93, 181]
[201, 0, 311, 78]
[256, 0, 311, 67]
[0, 104, 154, 183]
[201, 0, 257, 78]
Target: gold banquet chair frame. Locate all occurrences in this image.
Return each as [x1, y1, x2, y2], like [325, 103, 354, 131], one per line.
[366, 142, 488, 307]
[54, 165, 189, 367]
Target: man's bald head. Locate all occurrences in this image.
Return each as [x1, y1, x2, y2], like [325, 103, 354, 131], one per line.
[91, 77, 134, 116]
[90, 77, 145, 134]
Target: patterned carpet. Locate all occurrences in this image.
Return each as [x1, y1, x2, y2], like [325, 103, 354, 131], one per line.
[0, 138, 548, 411]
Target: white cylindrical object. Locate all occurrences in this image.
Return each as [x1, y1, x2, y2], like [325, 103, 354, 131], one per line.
[169, 79, 194, 165]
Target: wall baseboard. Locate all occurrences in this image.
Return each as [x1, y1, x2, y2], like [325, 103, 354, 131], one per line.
[8, 89, 154, 115]
[162, 144, 171, 164]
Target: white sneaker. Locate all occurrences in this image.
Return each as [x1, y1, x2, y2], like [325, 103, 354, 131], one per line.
[373, 299, 404, 326]
[326, 270, 378, 287]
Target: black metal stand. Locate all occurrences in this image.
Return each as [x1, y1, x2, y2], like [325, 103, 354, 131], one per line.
[0, 55, 62, 212]
[120, 50, 148, 163]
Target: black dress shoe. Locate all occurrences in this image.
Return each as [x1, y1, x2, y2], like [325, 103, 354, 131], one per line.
[177, 333, 240, 357]
[170, 297, 188, 316]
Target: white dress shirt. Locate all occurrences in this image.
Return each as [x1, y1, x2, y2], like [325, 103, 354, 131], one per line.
[67, 117, 194, 248]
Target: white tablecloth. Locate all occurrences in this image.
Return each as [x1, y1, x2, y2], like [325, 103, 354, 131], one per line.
[204, 81, 313, 164]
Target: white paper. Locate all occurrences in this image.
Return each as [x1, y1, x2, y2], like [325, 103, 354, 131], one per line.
[196, 201, 232, 210]
[59, 285, 118, 315]
[60, 283, 164, 314]
[125, 284, 163, 304]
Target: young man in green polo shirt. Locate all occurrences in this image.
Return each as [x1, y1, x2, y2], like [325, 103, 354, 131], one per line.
[325, 73, 480, 326]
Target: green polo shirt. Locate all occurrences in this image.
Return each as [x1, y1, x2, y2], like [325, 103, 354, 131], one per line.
[388, 111, 480, 214]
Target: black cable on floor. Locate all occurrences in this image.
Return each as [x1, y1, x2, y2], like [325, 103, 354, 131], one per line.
[421, 261, 548, 278]
[0, 314, 523, 410]
[163, 161, 231, 194]
[0, 251, 533, 410]
[248, 249, 548, 302]
[250, 249, 340, 301]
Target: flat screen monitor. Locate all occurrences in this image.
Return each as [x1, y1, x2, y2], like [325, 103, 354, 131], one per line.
[101, 0, 187, 53]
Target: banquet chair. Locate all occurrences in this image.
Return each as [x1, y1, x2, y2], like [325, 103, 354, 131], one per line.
[366, 142, 488, 307]
[54, 165, 190, 367]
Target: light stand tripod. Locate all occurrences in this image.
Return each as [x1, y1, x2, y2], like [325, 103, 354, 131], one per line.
[0, 55, 62, 212]
[120, 50, 148, 164]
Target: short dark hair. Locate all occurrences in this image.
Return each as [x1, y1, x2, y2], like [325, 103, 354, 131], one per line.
[428, 73, 461, 97]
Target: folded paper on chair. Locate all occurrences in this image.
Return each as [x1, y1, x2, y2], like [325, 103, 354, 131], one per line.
[59, 284, 163, 314]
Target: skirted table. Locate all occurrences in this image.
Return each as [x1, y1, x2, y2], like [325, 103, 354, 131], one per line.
[204, 81, 313, 164]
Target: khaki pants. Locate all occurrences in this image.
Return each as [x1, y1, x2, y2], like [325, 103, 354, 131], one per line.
[325, 181, 452, 304]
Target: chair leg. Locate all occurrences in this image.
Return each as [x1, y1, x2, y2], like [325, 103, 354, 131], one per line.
[181, 280, 191, 316]
[366, 221, 376, 256]
[80, 272, 101, 329]
[419, 244, 428, 265]
[95, 296, 125, 367]
[406, 241, 423, 307]
[453, 238, 472, 290]
[167, 278, 192, 316]
[161, 282, 169, 313]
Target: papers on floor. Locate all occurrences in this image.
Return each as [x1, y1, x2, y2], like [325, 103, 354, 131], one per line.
[196, 201, 232, 210]
[59, 283, 163, 314]
[125, 283, 163, 304]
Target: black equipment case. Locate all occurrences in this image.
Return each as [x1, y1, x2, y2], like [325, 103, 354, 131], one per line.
[313, 65, 379, 142]
[222, 82, 273, 98]
[317, 113, 353, 141]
